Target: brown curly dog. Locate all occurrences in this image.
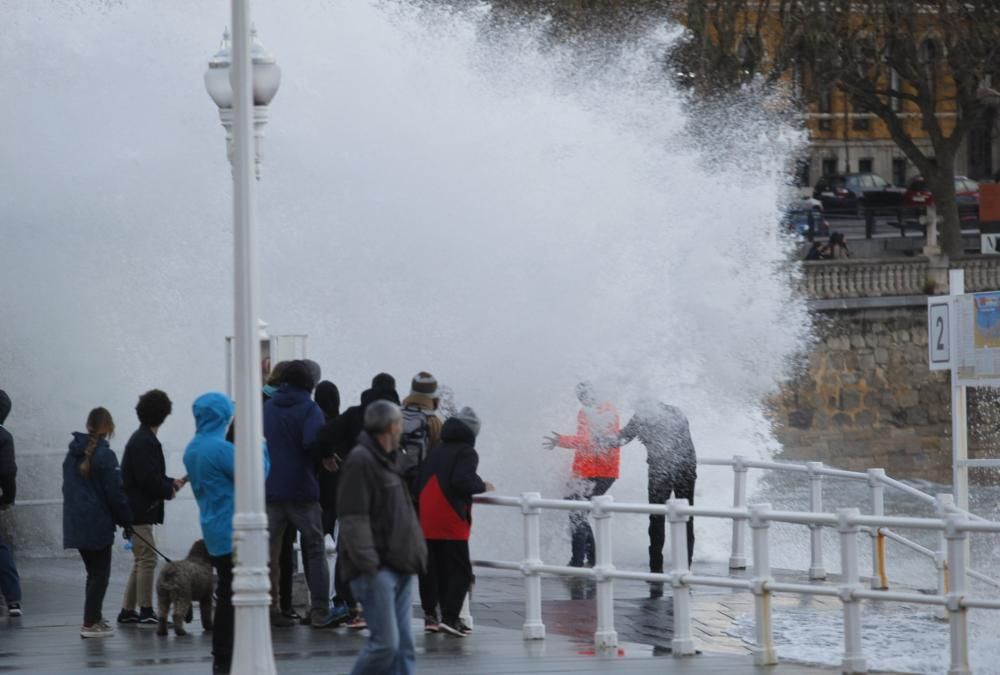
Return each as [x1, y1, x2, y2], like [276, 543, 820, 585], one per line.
[156, 539, 214, 636]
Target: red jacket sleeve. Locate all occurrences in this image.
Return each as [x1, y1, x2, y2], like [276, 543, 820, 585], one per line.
[557, 410, 594, 451]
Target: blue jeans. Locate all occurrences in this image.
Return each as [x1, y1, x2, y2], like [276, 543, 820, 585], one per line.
[349, 569, 415, 675]
[0, 527, 22, 604]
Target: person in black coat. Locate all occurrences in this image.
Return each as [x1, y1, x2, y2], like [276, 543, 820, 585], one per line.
[416, 407, 493, 636]
[63, 407, 132, 638]
[118, 390, 182, 625]
[0, 390, 23, 617]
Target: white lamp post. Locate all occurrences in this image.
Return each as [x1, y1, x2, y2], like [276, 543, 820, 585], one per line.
[205, 5, 280, 674]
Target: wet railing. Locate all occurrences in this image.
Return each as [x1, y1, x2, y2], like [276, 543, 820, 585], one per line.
[801, 255, 1000, 300]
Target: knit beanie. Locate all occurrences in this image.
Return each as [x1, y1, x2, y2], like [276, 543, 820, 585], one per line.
[454, 406, 481, 438]
[409, 371, 439, 399]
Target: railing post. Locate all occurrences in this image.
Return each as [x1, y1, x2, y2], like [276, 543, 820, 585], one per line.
[730, 456, 749, 570]
[867, 469, 888, 590]
[591, 495, 617, 650]
[520, 492, 545, 640]
[945, 514, 971, 675]
[667, 498, 695, 656]
[749, 503, 776, 666]
[935, 494, 954, 622]
[806, 462, 826, 580]
[838, 508, 867, 674]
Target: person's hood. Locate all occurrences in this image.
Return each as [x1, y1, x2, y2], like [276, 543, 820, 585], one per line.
[68, 431, 108, 456]
[314, 381, 340, 418]
[193, 392, 234, 436]
[270, 385, 313, 408]
[0, 390, 9, 425]
[441, 417, 477, 445]
[402, 393, 436, 411]
[360, 386, 399, 407]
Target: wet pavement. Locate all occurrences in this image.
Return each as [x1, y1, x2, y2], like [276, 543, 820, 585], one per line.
[0, 556, 863, 674]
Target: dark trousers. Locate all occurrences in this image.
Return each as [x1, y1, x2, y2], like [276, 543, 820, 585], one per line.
[0, 528, 22, 604]
[425, 540, 472, 625]
[648, 471, 696, 571]
[333, 554, 355, 608]
[210, 554, 234, 669]
[418, 567, 438, 619]
[78, 546, 112, 625]
[565, 477, 615, 566]
[278, 526, 306, 611]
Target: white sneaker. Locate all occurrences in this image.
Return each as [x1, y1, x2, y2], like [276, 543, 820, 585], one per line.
[81, 620, 114, 638]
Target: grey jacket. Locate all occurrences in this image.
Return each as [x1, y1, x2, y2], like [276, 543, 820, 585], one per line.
[336, 432, 427, 581]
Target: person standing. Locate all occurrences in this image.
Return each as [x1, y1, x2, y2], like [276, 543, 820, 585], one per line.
[184, 392, 269, 674]
[338, 401, 427, 675]
[118, 389, 184, 625]
[63, 407, 133, 638]
[612, 401, 698, 572]
[416, 407, 493, 637]
[543, 382, 620, 567]
[263, 361, 342, 627]
[0, 390, 22, 618]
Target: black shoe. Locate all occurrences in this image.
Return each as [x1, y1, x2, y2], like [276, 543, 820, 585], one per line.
[457, 620, 473, 636]
[438, 620, 467, 638]
[212, 660, 231, 674]
[649, 582, 664, 599]
[117, 608, 140, 624]
[7, 603, 22, 617]
[137, 607, 158, 626]
[567, 559, 584, 568]
[424, 614, 440, 633]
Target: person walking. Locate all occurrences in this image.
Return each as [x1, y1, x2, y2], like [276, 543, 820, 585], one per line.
[184, 392, 268, 674]
[117, 389, 184, 626]
[338, 400, 427, 675]
[610, 401, 698, 572]
[263, 361, 343, 628]
[63, 407, 132, 638]
[416, 407, 493, 637]
[543, 382, 620, 567]
[0, 390, 22, 618]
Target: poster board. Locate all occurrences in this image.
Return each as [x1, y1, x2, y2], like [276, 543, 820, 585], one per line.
[955, 292, 1000, 386]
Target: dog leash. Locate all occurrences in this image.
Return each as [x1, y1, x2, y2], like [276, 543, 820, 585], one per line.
[127, 528, 173, 564]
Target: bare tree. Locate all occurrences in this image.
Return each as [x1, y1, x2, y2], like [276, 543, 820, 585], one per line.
[675, 0, 1000, 257]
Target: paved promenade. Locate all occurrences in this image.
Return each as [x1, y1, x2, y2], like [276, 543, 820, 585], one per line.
[0, 556, 876, 674]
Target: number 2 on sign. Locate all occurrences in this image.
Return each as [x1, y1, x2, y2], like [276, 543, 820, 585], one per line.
[936, 316, 945, 351]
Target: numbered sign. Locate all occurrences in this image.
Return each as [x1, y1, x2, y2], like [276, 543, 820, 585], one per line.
[928, 301, 951, 370]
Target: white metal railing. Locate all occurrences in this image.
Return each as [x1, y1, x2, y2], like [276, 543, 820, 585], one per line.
[472, 491, 1000, 674]
[698, 456, 1000, 595]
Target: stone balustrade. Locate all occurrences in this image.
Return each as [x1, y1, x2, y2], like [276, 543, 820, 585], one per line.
[802, 255, 1000, 299]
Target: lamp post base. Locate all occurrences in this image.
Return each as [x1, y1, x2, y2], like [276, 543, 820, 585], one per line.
[231, 512, 275, 674]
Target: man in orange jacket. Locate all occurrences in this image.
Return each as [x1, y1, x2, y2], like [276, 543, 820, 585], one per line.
[544, 382, 620, 567]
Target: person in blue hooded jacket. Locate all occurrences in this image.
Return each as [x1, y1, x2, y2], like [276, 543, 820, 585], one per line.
[63, 406, 132, 639]
[184, 392, 269, 675]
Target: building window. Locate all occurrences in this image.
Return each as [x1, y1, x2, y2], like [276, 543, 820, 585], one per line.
[892, 158, 908, 186]
[822, 158, 838, 177]
[796, 160, 811, 188]
[851, 98, 870, 131]
[858, 158, 874, 174]
[818, 89, 833, 131]
[889, 69, 901, 112]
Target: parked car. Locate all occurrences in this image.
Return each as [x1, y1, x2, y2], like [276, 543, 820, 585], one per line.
[813, 173, 906, 214]
[783, 208, 831, 238]
[903, 176, 980, 224]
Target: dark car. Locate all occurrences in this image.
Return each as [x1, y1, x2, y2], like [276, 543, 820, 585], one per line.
[813, 173, 906, 214]
[904, 176, 979, 224]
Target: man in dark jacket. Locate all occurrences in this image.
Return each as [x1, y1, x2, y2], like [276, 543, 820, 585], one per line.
[338, 400, 427, 675]
[118, 390, 182, 625]
[611, 401, 698, 572]
[263, 361, 340, 628]
[0, 390, 22, 617]
[417, 407, 493, 637]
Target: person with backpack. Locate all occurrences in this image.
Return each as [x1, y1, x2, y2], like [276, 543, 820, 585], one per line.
[117, 389, 183, 626]
[416, 407, 494, 637]
[0, 390, 22, 619]
[399, 372, 444, 631]
[63, 407, 133, 638]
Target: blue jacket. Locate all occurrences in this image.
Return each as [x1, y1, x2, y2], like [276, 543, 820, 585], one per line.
[263, 386, 324, 502]
[63, 433, 132, 550]
[183, 392, 270, 557]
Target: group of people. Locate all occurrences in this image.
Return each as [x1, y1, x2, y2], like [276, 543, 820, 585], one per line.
[0, 372, 700, 675]
[805, 231, 851, 260]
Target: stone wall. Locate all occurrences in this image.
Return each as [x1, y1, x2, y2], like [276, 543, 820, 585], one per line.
[770, 303, 1000, 484]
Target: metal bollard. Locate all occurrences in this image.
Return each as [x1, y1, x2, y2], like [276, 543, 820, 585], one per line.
[730, 457, 749, 570]
[935, 495, 954, 622]
[749, 503, 776, 666]
[945, 514, 971, 675]
[520, 492, 546, 640]
[867, 469, 888, 590]
[591, 495, 618, 650]
[838, 508, 867, 674]
[806, 462, 826, 580]
[667, 498, 695, 656]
